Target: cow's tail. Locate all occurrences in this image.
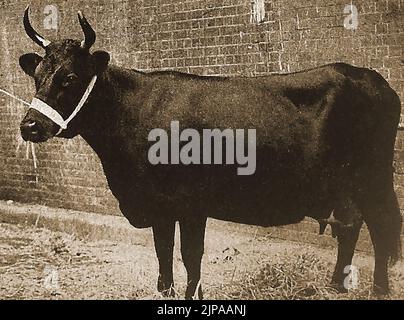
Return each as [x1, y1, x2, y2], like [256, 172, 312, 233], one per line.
[377, 71, 402, 265]
[388, 201, 402, 265]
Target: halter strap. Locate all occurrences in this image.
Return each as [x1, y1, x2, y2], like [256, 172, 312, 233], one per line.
[28, 75, 97, 135]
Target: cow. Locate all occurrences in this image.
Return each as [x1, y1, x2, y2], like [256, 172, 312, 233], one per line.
[18, 7, 402, 299]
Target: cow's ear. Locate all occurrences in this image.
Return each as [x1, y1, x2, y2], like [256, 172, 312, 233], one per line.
[19, 53, 42, 77]
[92, 50, 110, 75]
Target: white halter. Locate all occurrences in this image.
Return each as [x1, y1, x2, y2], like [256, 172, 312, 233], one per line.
[28, 75, 97, 135]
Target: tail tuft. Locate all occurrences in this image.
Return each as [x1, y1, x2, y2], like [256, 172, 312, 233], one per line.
[388, 211, 402, 266]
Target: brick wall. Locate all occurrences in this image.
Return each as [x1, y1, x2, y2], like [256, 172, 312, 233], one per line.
[0, 1, 403, 248]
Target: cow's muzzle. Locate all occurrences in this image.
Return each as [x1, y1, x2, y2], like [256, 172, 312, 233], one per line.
[20, 119, 48, 142]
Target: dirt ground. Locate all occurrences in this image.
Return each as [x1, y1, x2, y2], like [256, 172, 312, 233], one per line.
[0, 221, 403, 300]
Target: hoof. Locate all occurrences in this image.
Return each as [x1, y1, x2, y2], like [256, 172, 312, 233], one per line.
[185, 284, 203, 300]
[158, 279, 175, 298]
[160, 287, 176, 298]
[373, 284, 389, 297]
[330, 281, 348, 293]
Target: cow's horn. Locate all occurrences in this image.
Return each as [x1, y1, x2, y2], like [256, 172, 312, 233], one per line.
[78, 11, 96, 50]
[23, 6, 51, 48]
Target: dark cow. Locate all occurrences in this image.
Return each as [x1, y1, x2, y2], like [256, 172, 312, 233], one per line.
[19, 8, 402, 299]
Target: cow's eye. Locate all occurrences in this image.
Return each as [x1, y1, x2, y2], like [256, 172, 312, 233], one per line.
[62, 73, 78, 87]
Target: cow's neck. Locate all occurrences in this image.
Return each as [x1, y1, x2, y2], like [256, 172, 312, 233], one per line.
[79, 65, 144, 161]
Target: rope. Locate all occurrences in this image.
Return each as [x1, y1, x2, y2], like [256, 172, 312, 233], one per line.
[1, 87, 39, 183]
[0, 88, 30, 106]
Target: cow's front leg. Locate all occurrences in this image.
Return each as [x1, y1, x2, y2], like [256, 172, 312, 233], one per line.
[331, 219, 363, 292]
[179, 217, 207, 300]
[152, 221, 175, 297]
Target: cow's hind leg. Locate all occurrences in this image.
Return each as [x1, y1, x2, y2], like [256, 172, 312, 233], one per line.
[179, 217, 207, 300]
[358, 186, 402, 295]
[330, 218, 363, 292]
[152, 221, 176, 297]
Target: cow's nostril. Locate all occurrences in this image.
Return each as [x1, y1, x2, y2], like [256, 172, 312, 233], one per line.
[21, 120, 40, 135]
[27, 121, 36, 128]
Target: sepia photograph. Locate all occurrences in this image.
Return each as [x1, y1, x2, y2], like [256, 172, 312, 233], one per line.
[0, 0, 403, 307]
